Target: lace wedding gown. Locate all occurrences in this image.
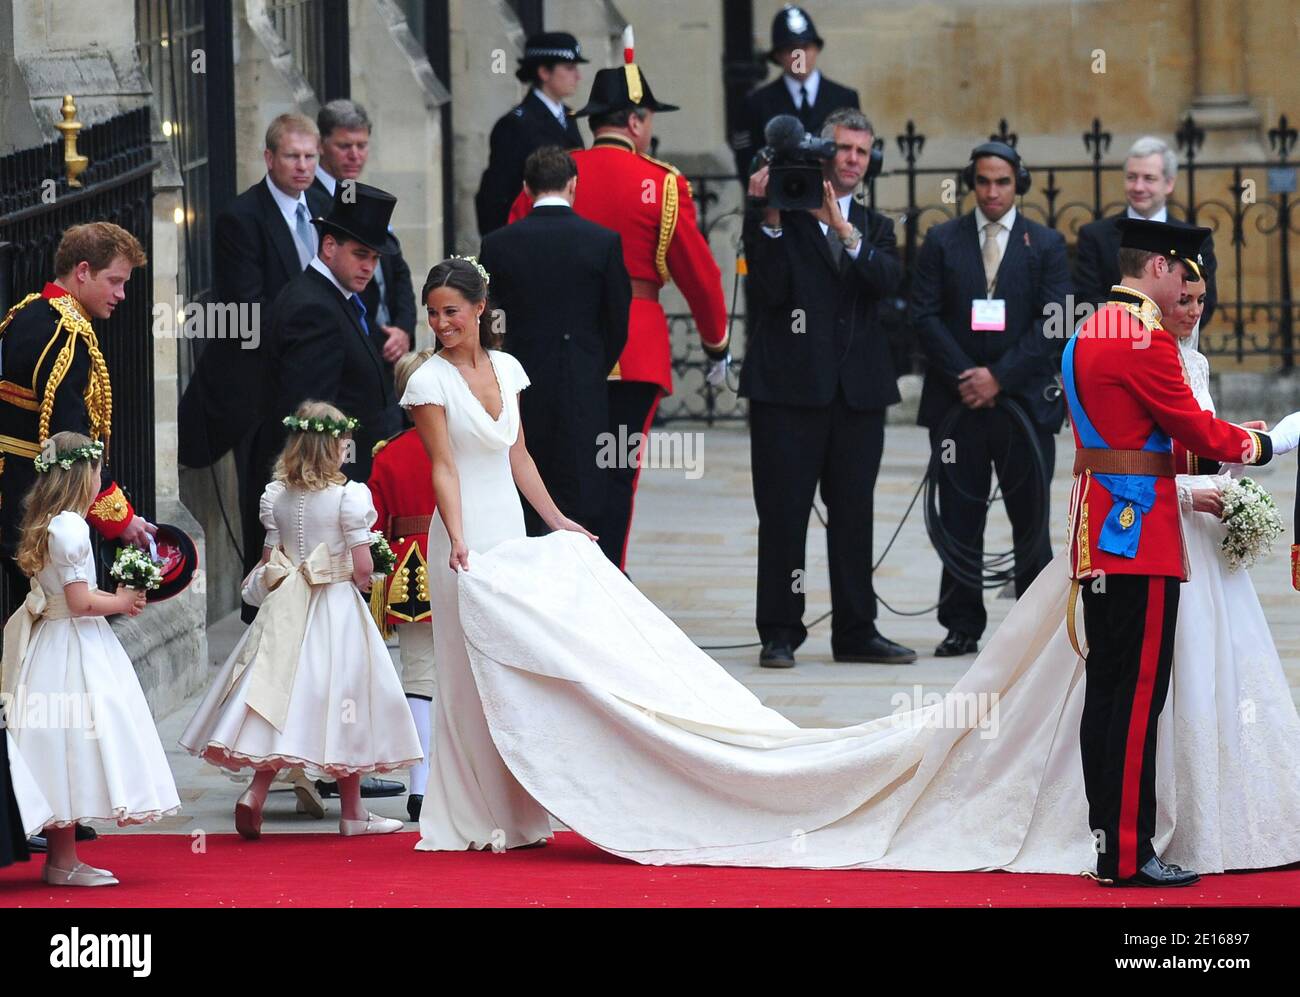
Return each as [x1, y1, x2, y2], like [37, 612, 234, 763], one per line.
[408, 346, 1300, 872]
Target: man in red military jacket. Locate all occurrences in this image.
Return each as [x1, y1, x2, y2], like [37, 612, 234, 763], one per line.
[1063, 217, 1300, 887]
[367, 349, 437, 823]
[0, 223, 157, 616]
[508, 35, 729, 568]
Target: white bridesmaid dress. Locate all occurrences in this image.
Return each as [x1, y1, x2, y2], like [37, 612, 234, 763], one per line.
[4, 512, 179, 828]
[180, 480, 423, 778]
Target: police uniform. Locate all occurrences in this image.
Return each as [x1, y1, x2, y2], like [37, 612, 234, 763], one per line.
[366, 428, 435, 700]
[507, 53, 729, 567]
[0, 285, 135, 605]
[475, 32, 588, 237]
[1062, 219, 1272, 884]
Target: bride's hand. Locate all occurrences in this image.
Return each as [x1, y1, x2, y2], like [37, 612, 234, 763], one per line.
[550, 515, 598, 542]
[1191, 487, 1224, 517]
[449, 540, 470, 572]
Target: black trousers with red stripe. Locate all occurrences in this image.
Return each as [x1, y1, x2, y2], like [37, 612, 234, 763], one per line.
[1079, 573, 1181, 880]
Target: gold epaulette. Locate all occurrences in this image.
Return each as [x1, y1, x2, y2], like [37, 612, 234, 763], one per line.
[0, 293, 42, 338]
[372, 432, 400, 459]
[637, 151, 693, 198]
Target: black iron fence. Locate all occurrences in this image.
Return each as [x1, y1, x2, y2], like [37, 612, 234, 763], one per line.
[662, 113, 1300, 423]
[0, 107, 159, 602]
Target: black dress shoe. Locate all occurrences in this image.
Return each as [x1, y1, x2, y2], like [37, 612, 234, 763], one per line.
[406, 794, 423, 823]
[934, 631, 979, 657]
[759, 641, 796, 669]
[833, 634, 917, 664]
[1101, 854, 1201, 888]
[315, 776, 405, 799]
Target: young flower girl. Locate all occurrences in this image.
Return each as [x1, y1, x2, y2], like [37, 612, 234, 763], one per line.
[180, 401, 422, 838]
[1, 431, 180, 886]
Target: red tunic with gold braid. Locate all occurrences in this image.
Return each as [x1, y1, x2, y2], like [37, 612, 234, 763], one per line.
[0, 284, 133, 559]
[366, 428, 435, 633]
[508, 135, 728, 394]
[1066, 291, 1270, 582]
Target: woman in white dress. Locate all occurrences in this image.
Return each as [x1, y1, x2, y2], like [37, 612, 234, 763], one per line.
[2, 432, 179, 886]
[181, 402, 423, 839]
[402, 258, 596, 851]
[410, 259, 1300, 876]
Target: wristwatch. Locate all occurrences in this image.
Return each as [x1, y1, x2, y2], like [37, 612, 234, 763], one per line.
[839, 225, 862, 249]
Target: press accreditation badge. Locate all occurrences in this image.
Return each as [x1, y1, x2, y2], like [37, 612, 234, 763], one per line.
[971, 298, 1007, 331]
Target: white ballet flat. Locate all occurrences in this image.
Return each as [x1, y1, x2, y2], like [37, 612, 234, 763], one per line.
[42, 861, 119, 887]
[338, 811, 404, 837]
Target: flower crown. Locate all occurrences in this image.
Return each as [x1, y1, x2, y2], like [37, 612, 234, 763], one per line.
[450, 254, 490, 287]
[34, 440, 104, 474]
[282, 414, 360, 438]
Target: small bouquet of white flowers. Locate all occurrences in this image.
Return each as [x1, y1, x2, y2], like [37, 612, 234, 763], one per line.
[369, 531, 396, 575]
[109, 545, 163, 591]
[1219, 477, 1284, 571]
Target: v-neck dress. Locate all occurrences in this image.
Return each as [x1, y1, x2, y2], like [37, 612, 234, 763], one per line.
[400, 350, 552, 850]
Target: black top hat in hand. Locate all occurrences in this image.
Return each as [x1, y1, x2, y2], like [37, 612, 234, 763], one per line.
[312, 181, 400, 255]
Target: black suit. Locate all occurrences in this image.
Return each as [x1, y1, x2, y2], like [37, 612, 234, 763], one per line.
[739, 197, 902, 651]
[476, 90, 584, 236]
[912, 210, 1071, 639]
[242, 265, 400, 616]
[732, 73, 860, 178]
[310, 174, 417, 360]
[1074, 210, 1217, 324]
[179, 178, 330, 467]
[479, 204, 631, 544]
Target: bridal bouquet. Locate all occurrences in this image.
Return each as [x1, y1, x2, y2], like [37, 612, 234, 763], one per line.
[109, 545, 163, 591]
[1219, 477, 1284, 571]
[369, 531, 397, 575]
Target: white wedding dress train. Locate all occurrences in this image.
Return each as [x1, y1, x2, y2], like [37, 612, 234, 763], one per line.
[408, 345, 1300, 872]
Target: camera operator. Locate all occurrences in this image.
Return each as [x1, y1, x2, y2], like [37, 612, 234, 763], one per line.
[739, 107, 916, 670]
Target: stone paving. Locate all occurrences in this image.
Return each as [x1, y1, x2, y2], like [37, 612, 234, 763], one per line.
[138, 423, 1300, 837]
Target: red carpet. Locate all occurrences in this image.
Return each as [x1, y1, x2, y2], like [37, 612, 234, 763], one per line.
[1, 831, 1296, 907]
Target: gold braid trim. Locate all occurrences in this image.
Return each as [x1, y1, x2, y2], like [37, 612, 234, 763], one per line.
[39, 296, 112, 449]
[654, 172, 679, 283]
[0, 293, 42, 337]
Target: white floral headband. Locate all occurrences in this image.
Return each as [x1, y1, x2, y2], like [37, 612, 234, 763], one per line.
[450, 254, 491, 287]
[34, 439, 104, 473]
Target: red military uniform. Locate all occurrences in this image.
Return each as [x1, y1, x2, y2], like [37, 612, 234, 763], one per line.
[1066, 287, 1268, 582]
[0, 284, 135, 562]
[508, 134, 728, 394]
[366, 428, 435, 636]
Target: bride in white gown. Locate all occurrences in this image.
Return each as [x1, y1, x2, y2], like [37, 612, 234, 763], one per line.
[405, 258, 1300, 873]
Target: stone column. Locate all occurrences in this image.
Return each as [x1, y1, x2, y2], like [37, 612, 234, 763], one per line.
[1186, 0, 1263, 157]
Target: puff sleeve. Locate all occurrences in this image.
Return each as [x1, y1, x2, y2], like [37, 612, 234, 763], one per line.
[400, 359, 447, 409]
[47, 512, 94, 588]
[259, 480, 286, 550]
[339, 481, 378, 549]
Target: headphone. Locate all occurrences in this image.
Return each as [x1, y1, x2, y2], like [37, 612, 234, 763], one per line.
[962, 141, 1031, 195]
[865, 136, 884, 181]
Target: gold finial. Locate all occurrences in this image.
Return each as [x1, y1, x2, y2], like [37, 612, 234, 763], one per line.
[54, 94, 89, 188]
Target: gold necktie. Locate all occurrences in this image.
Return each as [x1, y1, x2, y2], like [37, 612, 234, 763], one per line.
[982, 221, 1004, 295]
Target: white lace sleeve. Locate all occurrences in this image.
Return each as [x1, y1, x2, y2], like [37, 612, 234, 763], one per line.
[1177, 480, 1195, 511]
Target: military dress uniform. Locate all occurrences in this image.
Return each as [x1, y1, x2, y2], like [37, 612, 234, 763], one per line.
[366, 428, 435, 699]
[0, 285, 135, 607]
[1062, 222, 1272, 883]
[508, 58, 729, 568]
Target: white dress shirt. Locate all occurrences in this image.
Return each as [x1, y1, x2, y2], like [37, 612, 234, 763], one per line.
[762, 191, 862, 260]
[266, 175, 313, 235]
[532, 195, 571, 208]
[314, 165, 337, 196]
[974, 203, 1016, 258]
[783, 69, 821, 111]
[308, 256, 352, 300]
[533, 88, 568, 128]
[1127, 204, 1168, 222]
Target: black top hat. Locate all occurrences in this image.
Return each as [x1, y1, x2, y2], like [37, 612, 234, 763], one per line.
[1117, 217, 1212, 280]
[100, 524, 199, 603]
[769, 5, 825, 61]
[312, 181, 400, 255]
[515, 32, 588, 82]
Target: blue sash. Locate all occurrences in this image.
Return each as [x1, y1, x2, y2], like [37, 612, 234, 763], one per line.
[1062, 336, 1170, 559]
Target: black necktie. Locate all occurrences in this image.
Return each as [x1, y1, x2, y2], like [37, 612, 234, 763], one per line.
[798, 84, 810, 126]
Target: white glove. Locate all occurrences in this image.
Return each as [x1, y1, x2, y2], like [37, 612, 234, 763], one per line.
[706, 354, 731, 387]
[1265, 411, 1300, 457]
